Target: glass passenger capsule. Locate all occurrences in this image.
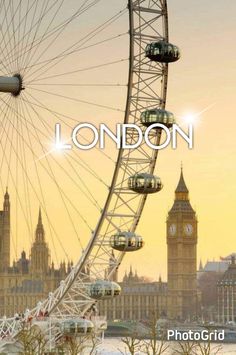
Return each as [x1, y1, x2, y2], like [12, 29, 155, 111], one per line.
[110, 232, 144, 252]
[60, 318, 94, 336]
[141, 108, 175, 128]
[89, 280, 121, 300]
[145, 41, 180, 63]
[128, 173, 163, 194]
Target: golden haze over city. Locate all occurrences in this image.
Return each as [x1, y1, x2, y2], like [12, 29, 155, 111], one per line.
[1, 0, 235, 282]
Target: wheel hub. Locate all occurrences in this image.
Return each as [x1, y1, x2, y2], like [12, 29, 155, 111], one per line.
[0, 74, 24, 96]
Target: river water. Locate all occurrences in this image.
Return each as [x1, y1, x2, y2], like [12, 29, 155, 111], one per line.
[95, 337, 236, 354]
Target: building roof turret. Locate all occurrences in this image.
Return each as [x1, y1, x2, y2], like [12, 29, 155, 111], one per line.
[169, 166, 195, 215]
[175, 166, 189, 194]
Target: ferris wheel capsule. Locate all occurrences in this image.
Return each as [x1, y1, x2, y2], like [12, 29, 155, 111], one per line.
[60, 318, 94, 336]
[110, 232, 144, 252]
[89, 280, 121, 300]
[141, 108, 175, 128]
[128, 173, 163, 194]
[145, 40, 180, 63]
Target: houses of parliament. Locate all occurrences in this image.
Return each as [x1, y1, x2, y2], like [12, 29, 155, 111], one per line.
[0, 190, 71, 317]
[0, 168, 200, 321]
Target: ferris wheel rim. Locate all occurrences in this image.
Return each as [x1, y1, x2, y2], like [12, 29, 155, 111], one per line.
[0, 0, 172, 340]
[44, 0, 169, 317]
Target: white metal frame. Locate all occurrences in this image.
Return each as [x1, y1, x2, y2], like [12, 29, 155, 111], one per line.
[0, 0, 169, 340]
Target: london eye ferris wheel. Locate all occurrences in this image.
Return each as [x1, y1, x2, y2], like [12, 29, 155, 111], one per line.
[0, 0, 180, 339]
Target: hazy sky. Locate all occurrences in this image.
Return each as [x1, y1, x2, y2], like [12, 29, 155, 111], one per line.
[1, 0, 236, 282]
[121, 0, 236, 280]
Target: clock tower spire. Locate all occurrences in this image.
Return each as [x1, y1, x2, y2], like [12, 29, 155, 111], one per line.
[167, 167, 198, 320]
[175, 165, 189, 200]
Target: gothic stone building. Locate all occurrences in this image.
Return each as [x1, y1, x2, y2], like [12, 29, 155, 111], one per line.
[0, 190, 71, 317]
[99, 267, 168, 321]
[197, 257, 230, 322]
[217, 256, 236, 324]
[166, 168, 199, 320]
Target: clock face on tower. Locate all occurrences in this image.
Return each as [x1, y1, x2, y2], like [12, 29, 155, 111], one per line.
[169, 223, 176, 236]
[184, 223, 193, 236]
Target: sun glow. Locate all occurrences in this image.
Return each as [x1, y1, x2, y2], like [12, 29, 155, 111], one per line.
[53, 141, 68, 153]
[179, 103, 216, 128]
[182, 113, 198, 125]
[35, 139, 71, 163]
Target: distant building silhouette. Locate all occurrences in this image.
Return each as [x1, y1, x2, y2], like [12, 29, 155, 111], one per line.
[0, 189, 10, 272]
[198, 256, 234, 322]
[99, 267, 168, 321]
[217, 256, 236, 323]
[0, 191, 71, 317]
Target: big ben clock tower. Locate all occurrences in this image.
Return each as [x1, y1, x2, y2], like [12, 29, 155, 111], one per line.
[167, 167, 198, 320]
